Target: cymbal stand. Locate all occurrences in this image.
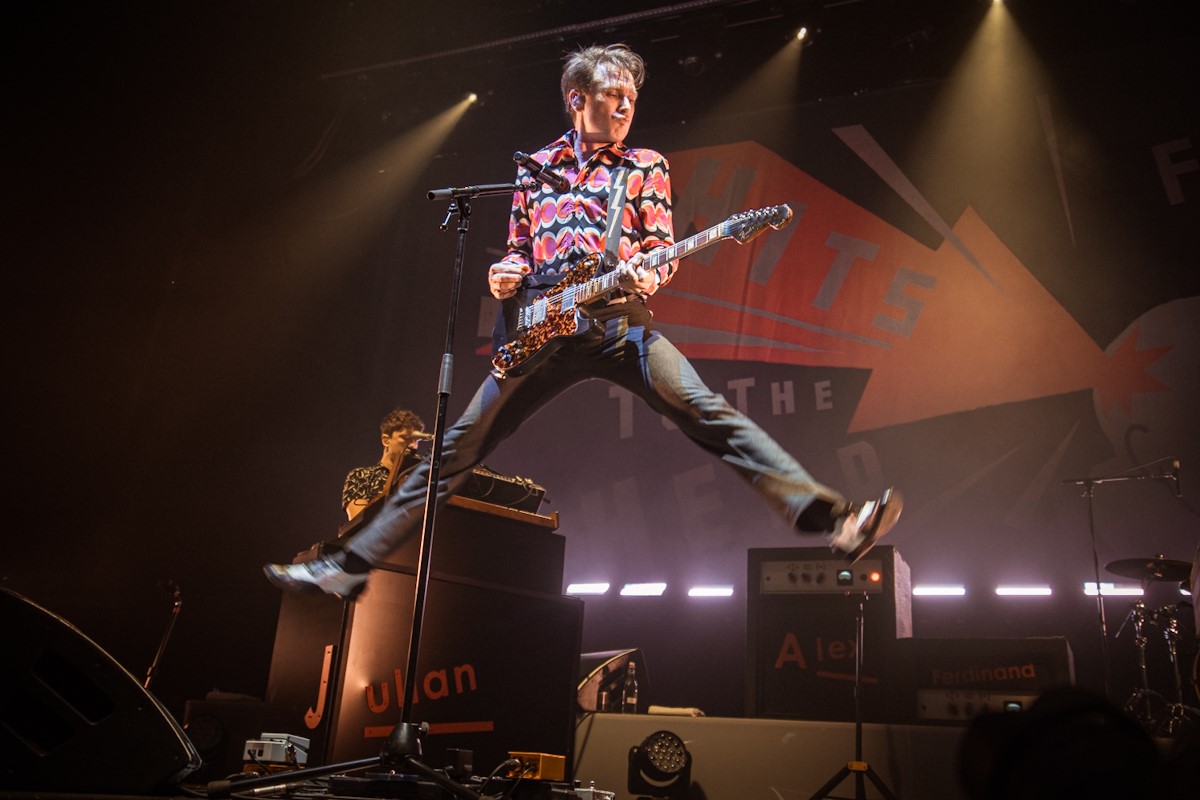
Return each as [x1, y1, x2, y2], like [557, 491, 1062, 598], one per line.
[1118, 598, 1163, 726]
[1150, 605, 1200, 736]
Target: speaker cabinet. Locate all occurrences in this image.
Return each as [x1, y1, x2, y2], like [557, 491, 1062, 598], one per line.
[745, 546, 913, 723]
[0, 589, 201, 793]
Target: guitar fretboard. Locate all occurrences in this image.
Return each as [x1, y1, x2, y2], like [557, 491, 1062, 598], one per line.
[573, 219, 732, 305]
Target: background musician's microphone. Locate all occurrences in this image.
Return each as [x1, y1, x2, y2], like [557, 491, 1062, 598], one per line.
[513, 151, 568, 193]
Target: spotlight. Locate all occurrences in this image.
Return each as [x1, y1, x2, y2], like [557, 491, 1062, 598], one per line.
[1084, 582, 1143, 597]
[676, 12, 724, 76]
[628, 730, 691, 799]
[995, 585, 1052, 597]
[465, 92, 478, 104]
[620, 582, 667, 596]
[566, 582, 610, 595]
[793, 25, 818, 48]
[687, 585, 733, 597]
[913, 585, 967, 597]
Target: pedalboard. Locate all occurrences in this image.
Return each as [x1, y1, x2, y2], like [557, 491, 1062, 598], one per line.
[243, 732, 309, 769]
[505, 751, 566, 781]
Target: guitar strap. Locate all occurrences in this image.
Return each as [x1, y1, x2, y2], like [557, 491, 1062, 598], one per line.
[603, 166, 629, 266]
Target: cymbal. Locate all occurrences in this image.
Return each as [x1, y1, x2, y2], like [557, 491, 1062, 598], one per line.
[1105, 556, 1192, 583]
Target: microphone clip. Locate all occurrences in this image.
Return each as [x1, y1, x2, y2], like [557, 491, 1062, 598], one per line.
[513, 151, 569, 193]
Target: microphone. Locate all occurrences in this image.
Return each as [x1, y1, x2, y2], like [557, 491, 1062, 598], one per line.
[409, 431, 435, 441]
[513, 151, 569, 193]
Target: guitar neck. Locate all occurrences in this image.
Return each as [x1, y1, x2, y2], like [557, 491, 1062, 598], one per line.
[582, 220, 733, 301]
[644, 219, 732, 271]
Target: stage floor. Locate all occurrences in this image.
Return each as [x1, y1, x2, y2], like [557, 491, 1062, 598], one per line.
[574, 712, 970, 800]
[4, 712, 1192, 800]
[0, 714, 971, 800]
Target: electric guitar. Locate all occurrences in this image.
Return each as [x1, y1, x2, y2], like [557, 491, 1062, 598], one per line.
[492, 203, 794, 376]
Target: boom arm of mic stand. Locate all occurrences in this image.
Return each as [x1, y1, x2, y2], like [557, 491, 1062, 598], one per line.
[1061, 456, 1183, 493]
[427, 181, 527, 201]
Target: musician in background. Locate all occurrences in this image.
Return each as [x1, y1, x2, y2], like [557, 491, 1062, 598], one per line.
[265, 43, 903, 599]
[341, 408, 426, 521]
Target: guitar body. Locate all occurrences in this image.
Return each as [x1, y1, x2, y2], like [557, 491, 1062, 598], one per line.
[490, 204, 794, 377]
[493, 253, 607, 376]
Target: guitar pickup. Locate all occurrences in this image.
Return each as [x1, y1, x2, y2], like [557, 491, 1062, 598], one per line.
[530, 297, 547, 325]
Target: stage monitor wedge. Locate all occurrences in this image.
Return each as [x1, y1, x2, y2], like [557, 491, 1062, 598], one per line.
[0, 588, 201, 793]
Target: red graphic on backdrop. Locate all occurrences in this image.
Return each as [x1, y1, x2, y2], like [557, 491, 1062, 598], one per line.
[652, 141, 1171, 432]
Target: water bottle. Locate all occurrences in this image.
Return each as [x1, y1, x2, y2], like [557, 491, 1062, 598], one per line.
[621, 660, 639, 713]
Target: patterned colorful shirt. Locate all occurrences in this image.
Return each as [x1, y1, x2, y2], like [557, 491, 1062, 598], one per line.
[496, 130, 677, 293]
[341, 464, 390, 509]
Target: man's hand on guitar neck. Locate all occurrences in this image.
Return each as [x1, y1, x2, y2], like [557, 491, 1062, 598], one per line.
[618, 251, 655, 298]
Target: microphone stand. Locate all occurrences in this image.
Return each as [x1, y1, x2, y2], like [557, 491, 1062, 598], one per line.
[1061, 456, 1181, 701]
[210, 179, 529, 800]
[808, 593, 897, 800]
[390, 179, 527, 744]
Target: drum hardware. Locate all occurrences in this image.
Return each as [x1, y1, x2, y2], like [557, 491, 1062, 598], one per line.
[1193, 649, 1199, 707]
[1063, 460, 1183, 700]
[1107, 555, 1200, 736]
[1114, 599, 1166, 727]
[1104, 555, 1192, 584]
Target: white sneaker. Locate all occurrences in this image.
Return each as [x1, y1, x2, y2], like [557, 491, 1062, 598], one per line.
[263, 555, 368, 600]
[830, 488, 903, 563]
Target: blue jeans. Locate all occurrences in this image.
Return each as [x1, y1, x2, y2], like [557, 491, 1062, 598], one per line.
[345, 316, 848, 566]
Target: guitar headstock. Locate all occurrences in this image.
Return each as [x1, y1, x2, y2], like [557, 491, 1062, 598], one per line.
[726, 204, 794, 244]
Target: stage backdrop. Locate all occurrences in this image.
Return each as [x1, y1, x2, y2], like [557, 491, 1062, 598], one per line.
[8, 3, 1198, 723]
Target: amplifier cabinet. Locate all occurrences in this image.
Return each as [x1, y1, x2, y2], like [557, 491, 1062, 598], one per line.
[266, 572, 584, 777]
[267, 499, 582, 776]
[309, 495, 563, 595]
[898, 637, 1075, 724]
[745, 546, 913, 723]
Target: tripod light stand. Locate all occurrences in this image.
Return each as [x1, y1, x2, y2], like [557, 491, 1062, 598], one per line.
[808, 593, 898, 800]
